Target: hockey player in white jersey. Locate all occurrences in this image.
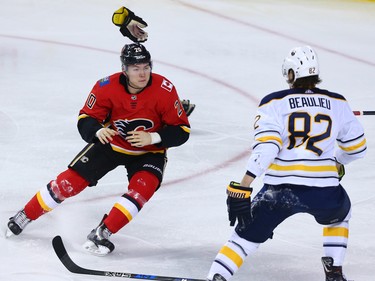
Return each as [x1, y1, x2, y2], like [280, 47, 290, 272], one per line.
[206, 46, 367, 281]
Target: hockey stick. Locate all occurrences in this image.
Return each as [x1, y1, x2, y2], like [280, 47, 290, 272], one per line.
[353, 111, 375, 116]
[52, 236, 205, 281]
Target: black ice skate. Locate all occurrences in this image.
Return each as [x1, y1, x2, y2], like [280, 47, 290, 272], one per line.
[6, 209, 31, 237]
[83, 216, 114, 256]
[321, 257, 348, 281]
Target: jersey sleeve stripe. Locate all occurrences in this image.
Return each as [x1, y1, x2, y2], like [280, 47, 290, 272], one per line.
[78, 114, 90, 120]
[347, 147, 367, 155]
[255, 136, 282, 146]
[338, 138, 366, 152]
[253, 142, 281, 152]
[254, 130, 280, 137]
[180, 125, 191, 133]
[337, 133, 364, 144]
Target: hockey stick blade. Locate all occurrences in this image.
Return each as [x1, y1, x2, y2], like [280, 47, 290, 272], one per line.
[52, 235, 205, 281]
[353, 110, 375, 116]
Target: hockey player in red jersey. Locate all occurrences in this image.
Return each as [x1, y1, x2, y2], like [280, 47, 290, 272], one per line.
[7, 43, 191, 256]
[111, 5, 195, 116]
[206, 46, 367, 281]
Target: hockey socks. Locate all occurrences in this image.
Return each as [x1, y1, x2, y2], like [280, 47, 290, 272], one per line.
[207, 232, 259, 281]
[323, 221, 349, 266]
[104, 171, 159, 234]
[24, 168, 89, 220]
[83, 171, 159, 255]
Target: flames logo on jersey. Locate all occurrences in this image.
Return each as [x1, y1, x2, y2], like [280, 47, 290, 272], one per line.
[114, 118, 154, 139]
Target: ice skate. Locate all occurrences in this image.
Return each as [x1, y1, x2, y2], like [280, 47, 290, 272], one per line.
[321, 257, 348, 281]
[6, 209, 31, 237]
[83, 217, 114, 256]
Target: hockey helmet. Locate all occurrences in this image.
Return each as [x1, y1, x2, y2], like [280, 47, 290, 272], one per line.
[120, 43, 151, 67]
[282, 46, 319, 83]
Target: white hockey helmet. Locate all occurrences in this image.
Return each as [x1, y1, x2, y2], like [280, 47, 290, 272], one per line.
[282, 46, 319, 83]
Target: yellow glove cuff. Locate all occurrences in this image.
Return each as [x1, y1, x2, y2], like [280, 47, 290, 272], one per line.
[112, 7, 129, 26]
[227, 181, 252, 199]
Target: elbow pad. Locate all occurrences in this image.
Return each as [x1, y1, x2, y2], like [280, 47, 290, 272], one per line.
[246, 144, 279, 177]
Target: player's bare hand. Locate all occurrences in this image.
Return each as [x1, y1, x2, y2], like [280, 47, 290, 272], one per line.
[126, 131, 151, 147]
[96, 128, 119, 144]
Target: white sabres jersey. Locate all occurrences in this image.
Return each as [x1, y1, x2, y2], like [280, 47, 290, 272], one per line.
[247, 87, 367, 187]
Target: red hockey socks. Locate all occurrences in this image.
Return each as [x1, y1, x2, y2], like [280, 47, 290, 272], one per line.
[104, 171, 159, 233]
[24, 168, 89, 220]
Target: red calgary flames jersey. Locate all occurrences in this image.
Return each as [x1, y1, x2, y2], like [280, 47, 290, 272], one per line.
[79, 72, 190, 155]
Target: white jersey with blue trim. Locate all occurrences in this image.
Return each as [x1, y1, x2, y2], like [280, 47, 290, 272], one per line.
[246, 87, 367, 187]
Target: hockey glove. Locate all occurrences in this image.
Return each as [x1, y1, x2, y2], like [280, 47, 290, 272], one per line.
[181, 99, 196, 117]
[112, 7, 148, 42]
[337, 163, 345, 182]
[226, 181, 253, 229]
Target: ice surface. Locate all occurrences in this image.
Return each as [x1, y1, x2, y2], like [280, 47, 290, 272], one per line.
[1, 0, 374, 280]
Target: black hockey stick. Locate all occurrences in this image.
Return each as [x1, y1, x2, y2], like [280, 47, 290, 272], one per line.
[52, 236, 205, 281]
[353, 110, 375, 116]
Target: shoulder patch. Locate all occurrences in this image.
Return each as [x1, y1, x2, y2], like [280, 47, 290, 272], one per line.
[161, 79, 173, 92]
[99, 76, 110, 87]
[86, 93, 96, 109]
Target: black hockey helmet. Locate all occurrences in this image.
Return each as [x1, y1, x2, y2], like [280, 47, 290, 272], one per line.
[120, 43, 151, 67]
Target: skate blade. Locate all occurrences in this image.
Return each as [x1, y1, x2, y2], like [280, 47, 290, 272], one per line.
[5, 228, 15, 238]
[82, 240, 110, 257]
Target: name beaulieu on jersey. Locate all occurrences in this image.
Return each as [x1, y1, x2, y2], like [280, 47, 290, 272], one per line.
[288, 96, 331, 110]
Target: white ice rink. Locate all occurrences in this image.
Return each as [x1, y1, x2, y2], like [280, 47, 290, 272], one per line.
[1, 0, 374, 280]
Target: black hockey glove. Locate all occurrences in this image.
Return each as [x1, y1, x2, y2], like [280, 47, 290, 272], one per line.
[181, 99, 195, 117]
[112, 7, 148, 42]
[226, 181, 253, 229]
[337, 163, 345, 182]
